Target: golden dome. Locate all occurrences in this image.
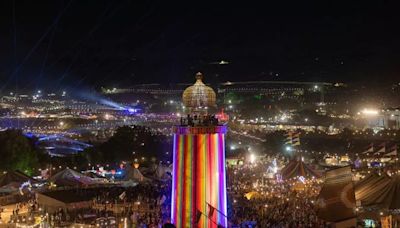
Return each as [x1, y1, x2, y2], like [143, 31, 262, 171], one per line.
[182, 72, 216, 108]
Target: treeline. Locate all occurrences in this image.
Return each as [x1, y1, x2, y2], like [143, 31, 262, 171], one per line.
[0, 129, 41, 175]
[82, 125, 172, 165]
[0, 126, 172, 174]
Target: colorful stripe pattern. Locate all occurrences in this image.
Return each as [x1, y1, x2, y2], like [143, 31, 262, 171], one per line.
[171, 126, 228, 228]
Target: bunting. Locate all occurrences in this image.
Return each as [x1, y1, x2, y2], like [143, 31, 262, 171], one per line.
[374, 143, 386, 155]
[384, 145, 397, 157]
[362, 143, 374, 155]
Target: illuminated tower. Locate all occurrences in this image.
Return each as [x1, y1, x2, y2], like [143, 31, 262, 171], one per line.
[171, 73, 228, 228]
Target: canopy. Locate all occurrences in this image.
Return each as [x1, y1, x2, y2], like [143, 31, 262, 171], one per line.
[0, 170, 36, 188]
[281, 159, 321, 179]
[49, 168, 97, 187]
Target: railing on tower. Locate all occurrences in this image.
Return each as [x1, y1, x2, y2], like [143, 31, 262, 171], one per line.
[173, 115, 227, 134]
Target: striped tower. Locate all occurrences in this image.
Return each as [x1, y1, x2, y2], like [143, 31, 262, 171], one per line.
[171, 125, 228, 228]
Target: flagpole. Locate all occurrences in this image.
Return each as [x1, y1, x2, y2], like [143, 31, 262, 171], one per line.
[194, 202, 230, 227]
[195, 210, 222, 227]
[206, 202, 228, 219]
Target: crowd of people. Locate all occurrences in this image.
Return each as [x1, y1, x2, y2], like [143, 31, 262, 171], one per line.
[0, 155, 331, 227]
[227, 156, 326, 227]
[1, 183, 173, 227]
[92, 184, 171, 227]
[5, 197, 41, 225]
[180, 114, 220, 127]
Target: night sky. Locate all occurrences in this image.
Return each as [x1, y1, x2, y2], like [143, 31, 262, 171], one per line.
[0, 1, 399, 90]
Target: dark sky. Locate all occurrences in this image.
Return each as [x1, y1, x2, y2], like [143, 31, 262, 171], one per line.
[0, 1, 399, 90]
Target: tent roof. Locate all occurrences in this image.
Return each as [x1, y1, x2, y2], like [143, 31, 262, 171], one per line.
[317, 166, 356, 222]
[49, 168, 96, 187]
[357, 175, 400, 209]
[123, 165, 149, 182]
[355, 173, 391, 202]
[39, 190, 94, 203]
[0, 170, 36, 187]
[84, 172, 106, 179]
[355, 173, 381, 189]
[281, 159, 321, 179]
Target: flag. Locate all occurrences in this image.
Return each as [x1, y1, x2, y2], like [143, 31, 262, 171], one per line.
[119, 191, 126, 200]
[207, 204, 215, 217]
[158, 195, 166, 205]
[285, 132, 293, 144]
[385, 150, 397, 157]
[374, 143, 386, 155]
[362, 143, 374, 154]
[195, 210, 202, 224]
[292, 133, 301, 146]
[384, 145, 397, 157]
[285, 131, 300, 146]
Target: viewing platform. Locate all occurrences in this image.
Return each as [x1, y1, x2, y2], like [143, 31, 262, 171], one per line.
[173, 115, 227, 134]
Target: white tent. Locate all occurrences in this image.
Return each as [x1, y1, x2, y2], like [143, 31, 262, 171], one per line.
[49, 168, 97, 187]
[123, 165, 150, 182]
[155, 164, 172, 180]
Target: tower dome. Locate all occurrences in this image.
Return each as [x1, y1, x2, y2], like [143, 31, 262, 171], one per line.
[182, 72, 216, 109]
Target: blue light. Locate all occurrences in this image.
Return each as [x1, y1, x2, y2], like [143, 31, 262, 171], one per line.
[115, 170, 123, 175]
[24, 132, 35, 138]
[126, 107, 141, 114]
